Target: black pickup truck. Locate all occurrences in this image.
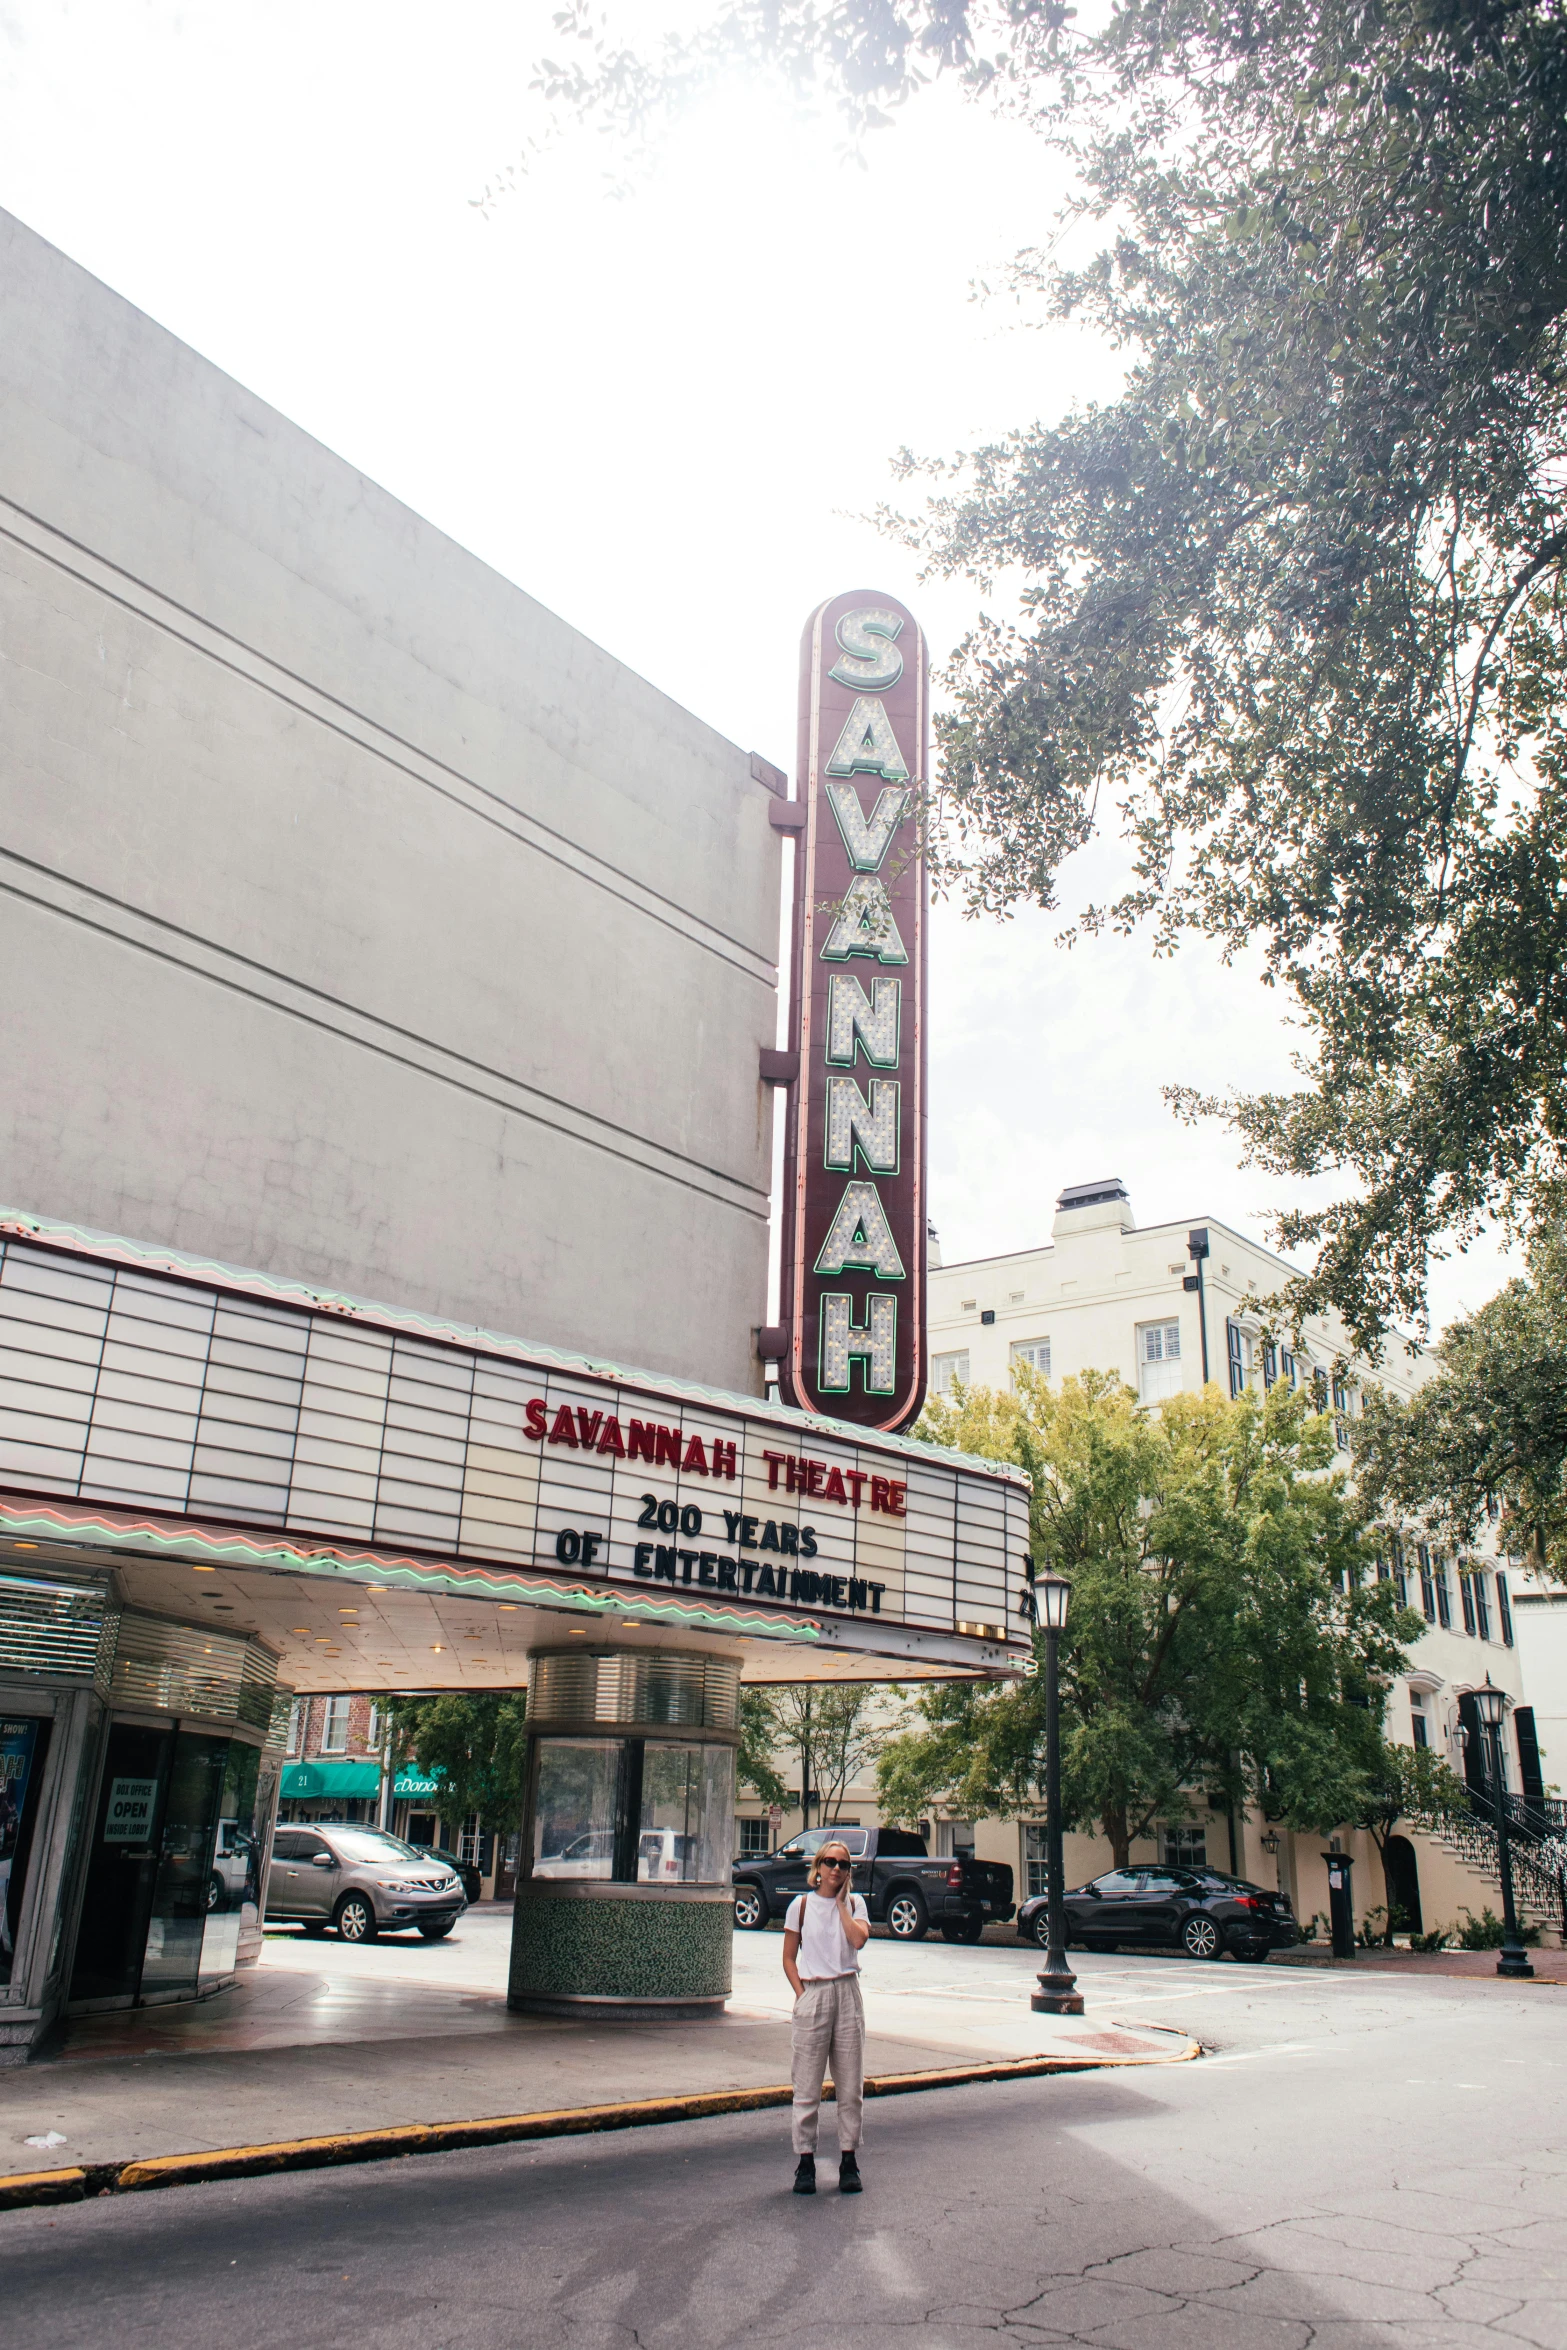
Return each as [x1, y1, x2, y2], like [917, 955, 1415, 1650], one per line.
[732, 1825, 1014, 1942]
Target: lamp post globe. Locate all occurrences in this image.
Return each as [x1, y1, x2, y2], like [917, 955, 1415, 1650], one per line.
[1030, 1571, 1084, 2016]
[1473, 1677, 1535, 1980]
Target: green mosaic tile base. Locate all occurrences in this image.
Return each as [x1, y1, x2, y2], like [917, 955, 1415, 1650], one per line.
[508, 1893, 733, 2002]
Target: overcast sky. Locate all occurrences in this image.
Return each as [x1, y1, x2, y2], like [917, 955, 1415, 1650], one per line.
[0, 0, 1514, 1341]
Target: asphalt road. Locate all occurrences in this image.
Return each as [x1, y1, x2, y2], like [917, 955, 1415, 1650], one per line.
[7, 1941, 1565, 2348]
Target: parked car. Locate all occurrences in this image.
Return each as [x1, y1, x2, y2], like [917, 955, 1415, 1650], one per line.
[407, 1843, 484, 1903]
[266, 1824, 468, 1941]
[1017, 1864, 1298, 1961]
[732, 1825, 1014, 1941]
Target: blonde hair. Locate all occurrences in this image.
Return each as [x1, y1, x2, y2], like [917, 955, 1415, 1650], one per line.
[807, 1840, 854, 1891]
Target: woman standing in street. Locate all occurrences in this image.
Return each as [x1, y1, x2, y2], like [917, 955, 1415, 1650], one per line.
[783, 1838, 870, 2194]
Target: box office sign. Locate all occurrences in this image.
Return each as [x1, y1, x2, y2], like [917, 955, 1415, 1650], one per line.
[780, 590, 928, 1431]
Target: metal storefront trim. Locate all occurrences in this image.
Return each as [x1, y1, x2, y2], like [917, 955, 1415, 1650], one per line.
[0, 1568, 118, 1691]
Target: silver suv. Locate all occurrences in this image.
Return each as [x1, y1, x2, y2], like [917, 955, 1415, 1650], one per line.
[266, 1823, 468, 1942]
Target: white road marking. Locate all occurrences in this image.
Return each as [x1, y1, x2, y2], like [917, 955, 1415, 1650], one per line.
[1199, 2041, 1318, 2065]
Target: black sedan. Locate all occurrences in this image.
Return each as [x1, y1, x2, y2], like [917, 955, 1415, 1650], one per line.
[1017, 1864, 1299, 1961]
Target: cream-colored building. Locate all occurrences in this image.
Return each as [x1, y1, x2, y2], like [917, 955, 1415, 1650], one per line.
[736, 1179, 1560, 1951]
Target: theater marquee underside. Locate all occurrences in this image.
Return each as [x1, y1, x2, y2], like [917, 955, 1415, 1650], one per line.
[0, 1214, 1033, 1688]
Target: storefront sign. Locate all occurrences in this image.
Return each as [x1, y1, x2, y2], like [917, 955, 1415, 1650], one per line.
[780, 592, 928, 1431]
[102, 1774, 159, 1843]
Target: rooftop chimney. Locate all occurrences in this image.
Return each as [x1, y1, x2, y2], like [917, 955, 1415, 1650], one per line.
[1052, 1178, 1135, 1239]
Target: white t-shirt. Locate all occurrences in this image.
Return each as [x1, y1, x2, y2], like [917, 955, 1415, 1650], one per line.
[785, 1888, 869, 1979]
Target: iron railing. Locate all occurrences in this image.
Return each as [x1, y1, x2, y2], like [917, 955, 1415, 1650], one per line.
[1410, 1789, 1567, 1934]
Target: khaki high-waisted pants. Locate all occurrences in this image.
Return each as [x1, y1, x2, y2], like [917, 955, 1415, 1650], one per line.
[790, 1972, 865, 2154]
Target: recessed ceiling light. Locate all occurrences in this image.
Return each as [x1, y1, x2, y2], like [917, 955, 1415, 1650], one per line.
[290, 1628, 310, 1636]
[192, 1564, 215, 1574]
[14, 1542, 37, 1550]
[431, 1644, 444, 1652]
[569, 1628, 587, 1635]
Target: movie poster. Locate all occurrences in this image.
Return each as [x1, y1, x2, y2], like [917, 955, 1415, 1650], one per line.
[0, 1715, 45, 1984]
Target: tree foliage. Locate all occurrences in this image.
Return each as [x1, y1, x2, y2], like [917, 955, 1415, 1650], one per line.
[531, 0, 1567, 1345]
[1350, 1737, 1471, 1941]
[1355, 1230, 1567, 1578]
[768, 1683, 890, 1824]
[877, 1369, 1420, 1862]
[386, 1692, 528, 1835]
[738, 1687, 790, 1808]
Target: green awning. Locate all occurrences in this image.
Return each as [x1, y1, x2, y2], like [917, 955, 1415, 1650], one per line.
[392, 1770, 444, 1799]
[280, 1761, 382, 1800]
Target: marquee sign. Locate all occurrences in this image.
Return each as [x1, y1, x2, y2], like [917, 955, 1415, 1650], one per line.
[779, 591, 928, 1430]
[0, 1219, 1028, 1653]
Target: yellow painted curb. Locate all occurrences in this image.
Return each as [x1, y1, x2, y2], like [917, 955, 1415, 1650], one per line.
[0, 2038, 1198, 2212]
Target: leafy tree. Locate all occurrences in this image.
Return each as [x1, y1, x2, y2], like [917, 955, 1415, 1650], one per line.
[876, 1370, 1420, 1863]
[1355, 1230, 1567, 1578]
[738, 1687, 790, 1809]
[770, 1684, 889, 1827]
[1351, 1739, 1470, 1943]
[387, 1692, 528, 1839]
[531, 0, 1567, 1346]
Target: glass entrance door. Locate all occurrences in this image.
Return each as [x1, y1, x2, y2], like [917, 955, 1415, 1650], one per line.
[139, 1729, 230, 2001]
[69, 1721, 174, 2005]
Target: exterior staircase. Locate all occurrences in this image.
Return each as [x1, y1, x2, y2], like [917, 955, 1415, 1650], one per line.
[1412, 1793, 1567, 1938]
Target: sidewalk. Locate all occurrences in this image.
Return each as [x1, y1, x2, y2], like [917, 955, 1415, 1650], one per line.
[0, 1919, 1194, 2193]
[1271, 1942, 1567, 1982]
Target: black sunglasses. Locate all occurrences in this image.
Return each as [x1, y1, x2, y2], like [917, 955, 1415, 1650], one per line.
[818, 1856, 851, 1869]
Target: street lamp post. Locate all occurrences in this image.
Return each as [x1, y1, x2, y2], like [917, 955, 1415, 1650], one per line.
[1030, 1570, 1084, 2016]
[1472, 1676, 1536, 1981]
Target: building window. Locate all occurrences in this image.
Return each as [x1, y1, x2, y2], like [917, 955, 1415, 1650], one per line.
[1434, 1563, 1453, 1631]
[286, 1698, 306, 1756]
[1498, 1574, 1514, 1647]
[1473, 1573, 1493, 1643]
[736, 1817, 771, 1857]
[1262, 1341, 1278, 1390]
[1332, 1373, 1350, 1413]
[1161, 1825, 1207, 1868]
[1410, 1699, 1430, 1750]
[1010, 1338, 1051, 1382]
[931, 1350, 970, 1398]
[321, 1696, 352, 1753]
[1390, 1536, 1408, 1608]
[1279, 1348, 1299, 1388]
[960, 1298, 977, 1313]
[1022, 1822, 1049, 1900]
[366, 1702, 381, 1746]
[1226, 1321, 1249, 1400]
[1008, 1290, 1025, 1304]
[935, 1819, 976, 1858]
[1417, 1545, 1436, 1624]
[1139, 1320, 1184, 1403]
[1459, 1573, 1477, 1636]
[459, 1812, 481, 1865]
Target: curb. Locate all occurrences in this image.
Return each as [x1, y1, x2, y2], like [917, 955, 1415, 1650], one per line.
[0, 2040, 1198, 2213]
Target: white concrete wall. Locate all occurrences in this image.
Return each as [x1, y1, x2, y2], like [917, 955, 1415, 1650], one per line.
[0, 208, 781, 1392]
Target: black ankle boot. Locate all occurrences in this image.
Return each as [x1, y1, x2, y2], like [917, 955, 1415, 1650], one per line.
[839, 2151, 862, 2194]
[793, 2154, 816, 2194]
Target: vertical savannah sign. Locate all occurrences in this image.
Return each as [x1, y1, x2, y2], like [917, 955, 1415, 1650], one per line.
[778, 590, 928, 1432]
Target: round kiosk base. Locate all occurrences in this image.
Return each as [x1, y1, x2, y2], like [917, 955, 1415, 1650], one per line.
[508, 1884, 732, 2019]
